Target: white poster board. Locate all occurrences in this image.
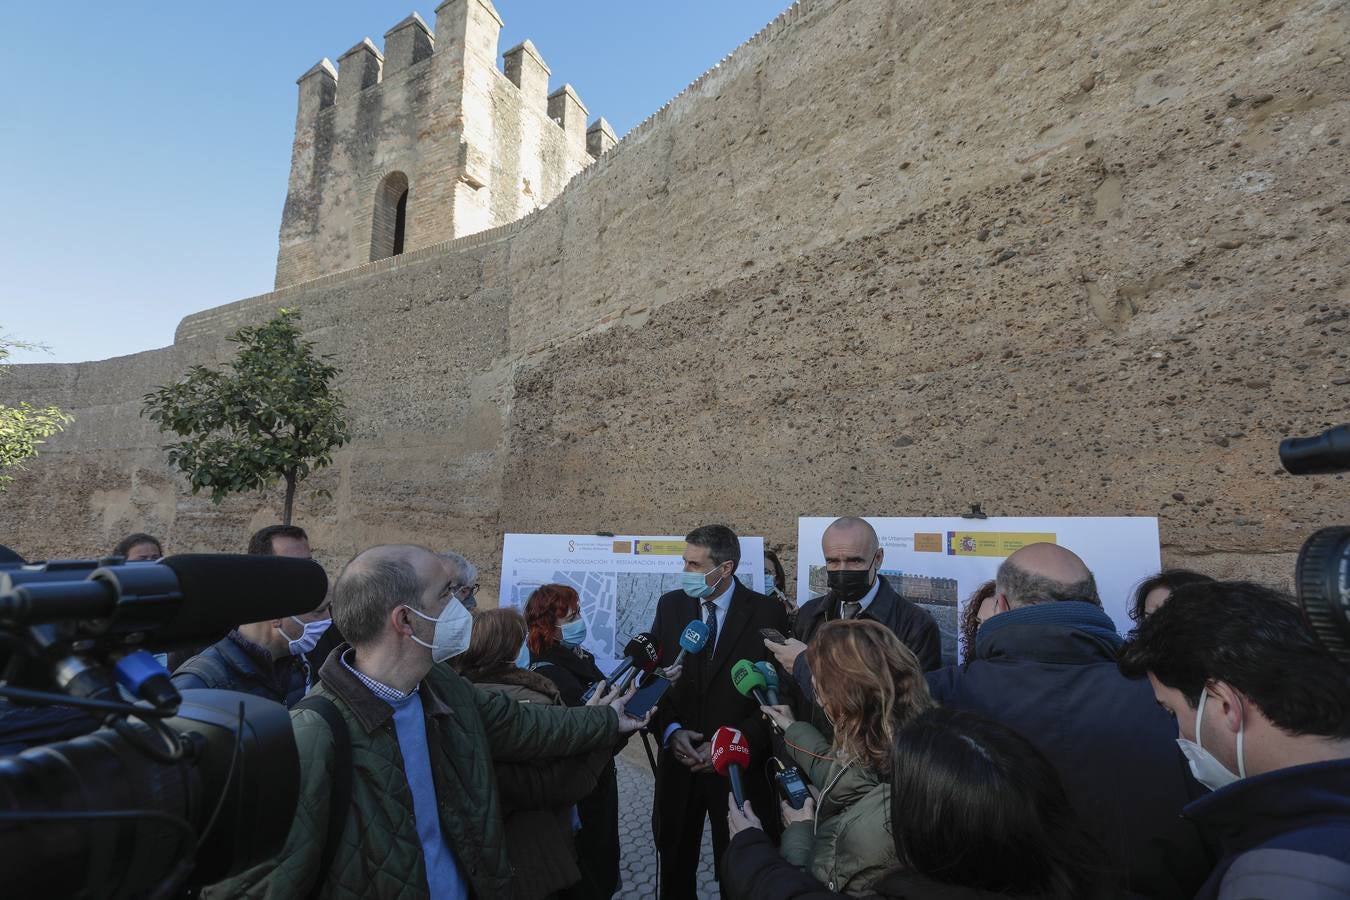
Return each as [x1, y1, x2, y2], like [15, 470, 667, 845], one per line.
[499, 533, 766, 676]
[796, 517, 1160, 665]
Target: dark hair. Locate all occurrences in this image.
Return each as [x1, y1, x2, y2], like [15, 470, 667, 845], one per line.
[889, 708, 1111, 899]
[959, 580, 996, 660]
[455, 608, 527, 678]
[1129, 569, 1215, 622]
[248, 524, 309, 556]
[525, 583, 581, 656]
[113, 532, 162, 558]
[686, 524, 740, 569]
[1118, 581, 1350, 738]
[763, 548, 786, 592]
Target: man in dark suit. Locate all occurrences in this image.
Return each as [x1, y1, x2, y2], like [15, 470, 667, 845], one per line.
[649, 524, 790, 900]
[766, 517, 942, 728]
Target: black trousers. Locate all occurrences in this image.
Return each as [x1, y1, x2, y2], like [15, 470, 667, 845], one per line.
[657, 767, 734, 900]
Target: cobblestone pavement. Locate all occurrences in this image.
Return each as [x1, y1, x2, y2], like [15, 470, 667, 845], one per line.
[614, 754, 720, 899]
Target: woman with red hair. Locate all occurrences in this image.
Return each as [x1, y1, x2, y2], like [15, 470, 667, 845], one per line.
[525, 583, 620, 898]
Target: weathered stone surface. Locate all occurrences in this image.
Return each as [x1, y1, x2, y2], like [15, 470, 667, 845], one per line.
[2, 0, 1347, 599]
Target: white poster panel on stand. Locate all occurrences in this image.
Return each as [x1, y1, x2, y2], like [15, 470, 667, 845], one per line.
[796, 516, 1160, 665]
[499, 533, 766, 677]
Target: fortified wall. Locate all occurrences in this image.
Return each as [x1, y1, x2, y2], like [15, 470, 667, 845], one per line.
[2, 0, 1346, 595]
[276, 0, 613, 288]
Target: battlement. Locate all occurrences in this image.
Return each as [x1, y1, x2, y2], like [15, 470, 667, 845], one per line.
[275, 2, 606, 288]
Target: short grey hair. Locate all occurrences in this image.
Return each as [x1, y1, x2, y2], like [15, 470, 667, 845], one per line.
[333, 556, 423, 646]
[438, 550, 477, 587]
[996, 559, 1101, 607]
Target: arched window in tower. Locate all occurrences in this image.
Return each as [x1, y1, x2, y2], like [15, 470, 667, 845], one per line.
[371, 171, 410, 262]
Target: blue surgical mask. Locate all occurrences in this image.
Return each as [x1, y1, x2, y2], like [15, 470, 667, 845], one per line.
[515, 637, 532, 669]
[682, 563, 726, 599]
[560, 618, 587, 647]
[285, 616, 330, 657]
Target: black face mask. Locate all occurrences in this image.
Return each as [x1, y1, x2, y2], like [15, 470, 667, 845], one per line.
[827, 568, 873, 604]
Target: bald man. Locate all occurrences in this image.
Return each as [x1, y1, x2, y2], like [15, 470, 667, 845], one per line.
[927, 542, 1206, 897]
[205, 544, 652, 900]
[764, 517, 941, 737]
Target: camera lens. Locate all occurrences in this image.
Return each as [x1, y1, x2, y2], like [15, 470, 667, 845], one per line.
[1295, 526, 1350, 667]
[1280, 425, 1350, 476]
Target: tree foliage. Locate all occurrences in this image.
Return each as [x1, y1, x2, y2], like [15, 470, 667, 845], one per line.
[143, 309, 350, 524]
[0, 333, 72, 492]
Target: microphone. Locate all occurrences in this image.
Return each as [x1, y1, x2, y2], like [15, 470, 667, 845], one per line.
[752, 660, 780, 705]
[0, 554, 328, 646]
[583, 632, 660, 701]
[731, 659, 771, 706]
[663, 619, 710, 672]
[710, 725, 752, 809]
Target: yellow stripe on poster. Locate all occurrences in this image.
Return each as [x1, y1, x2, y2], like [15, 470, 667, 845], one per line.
[946, 531, 1057, 557]
[633, 539, 686, 556]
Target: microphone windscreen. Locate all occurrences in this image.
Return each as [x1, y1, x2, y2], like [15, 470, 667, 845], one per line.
[710, 725, 751, 777]
[730, 659, 767, 697]
[752, 660, 779, 689]
[679, 620, 710, 653]
[627, 632, 660, 671]
[152, 554, 329, 643]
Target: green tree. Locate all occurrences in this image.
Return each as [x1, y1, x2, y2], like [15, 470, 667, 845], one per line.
[143, 309, 350, 525]
[0, 333, 72, 491]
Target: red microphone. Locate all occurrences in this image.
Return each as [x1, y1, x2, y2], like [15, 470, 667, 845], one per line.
[710, 726, 752, 809]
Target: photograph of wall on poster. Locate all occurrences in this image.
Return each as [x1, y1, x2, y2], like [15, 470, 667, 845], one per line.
[796, 517, 1161, 665]
[499, 533, 766, 676]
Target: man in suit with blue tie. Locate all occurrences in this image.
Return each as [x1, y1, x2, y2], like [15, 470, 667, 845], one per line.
[648, 524, 790, 899]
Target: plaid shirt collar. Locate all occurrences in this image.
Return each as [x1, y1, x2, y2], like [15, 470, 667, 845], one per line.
[339, 648, 417, 705]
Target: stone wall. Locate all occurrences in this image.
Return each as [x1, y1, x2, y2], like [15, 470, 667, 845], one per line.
[275, 0, 601, 289]
[3, 0, 1346, 595]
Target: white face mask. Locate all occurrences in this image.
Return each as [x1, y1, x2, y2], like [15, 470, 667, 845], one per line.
[405, 597, 474, 663]
[284, 616, 331, 657]
[1176, 689, 1245, 791]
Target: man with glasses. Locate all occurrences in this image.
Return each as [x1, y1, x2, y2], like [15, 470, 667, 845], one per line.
[438, 550, 481, 614]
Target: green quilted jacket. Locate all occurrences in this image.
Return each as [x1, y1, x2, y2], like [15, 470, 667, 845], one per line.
[200, 646, 620, 900]
[778, 720, 896, 897]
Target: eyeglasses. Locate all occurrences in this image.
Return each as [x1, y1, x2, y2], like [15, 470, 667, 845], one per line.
[457, 583, 480, 600]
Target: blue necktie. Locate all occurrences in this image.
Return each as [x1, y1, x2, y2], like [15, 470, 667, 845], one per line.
[703, 600, 718, 656]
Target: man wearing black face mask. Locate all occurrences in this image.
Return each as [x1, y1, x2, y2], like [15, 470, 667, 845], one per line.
[766, 518, 941, 724]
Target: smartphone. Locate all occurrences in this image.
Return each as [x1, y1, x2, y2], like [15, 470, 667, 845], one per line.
[623, 675, 671, 720]
[759, 627, 789, 644]
[770, 757, 811, 810]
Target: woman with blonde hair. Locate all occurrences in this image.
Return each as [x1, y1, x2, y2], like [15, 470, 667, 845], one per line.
[753, 618, 934, 897]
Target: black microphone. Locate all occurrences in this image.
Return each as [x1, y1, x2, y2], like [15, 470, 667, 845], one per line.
[0, 554, 328, 646]
[583, 632, 660, 701]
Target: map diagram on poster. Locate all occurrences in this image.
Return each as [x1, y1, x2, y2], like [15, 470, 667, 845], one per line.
[499, 534, 766, 676]
[797, 517, 1160, 665]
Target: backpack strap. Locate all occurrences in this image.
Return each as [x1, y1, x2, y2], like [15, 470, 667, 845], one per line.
[293, 696, 353, 900]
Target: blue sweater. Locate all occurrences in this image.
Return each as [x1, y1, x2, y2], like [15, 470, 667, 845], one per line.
[389, 690, 468, 899]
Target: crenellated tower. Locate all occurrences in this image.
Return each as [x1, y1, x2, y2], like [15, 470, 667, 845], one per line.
[274, 1, 609, 288]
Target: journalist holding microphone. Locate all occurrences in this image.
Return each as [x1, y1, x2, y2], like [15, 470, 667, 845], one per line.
[649, 524, 790, 899]
[740, 619, 935, 897]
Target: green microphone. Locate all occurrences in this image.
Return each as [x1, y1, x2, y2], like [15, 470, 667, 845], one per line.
[731, 659, 770, 706]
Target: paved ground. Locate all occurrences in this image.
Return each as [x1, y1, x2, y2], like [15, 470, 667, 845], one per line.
[614, 752, 720, 899]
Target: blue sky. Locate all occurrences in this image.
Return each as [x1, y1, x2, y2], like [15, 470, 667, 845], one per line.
[0, 1, 788, 364]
